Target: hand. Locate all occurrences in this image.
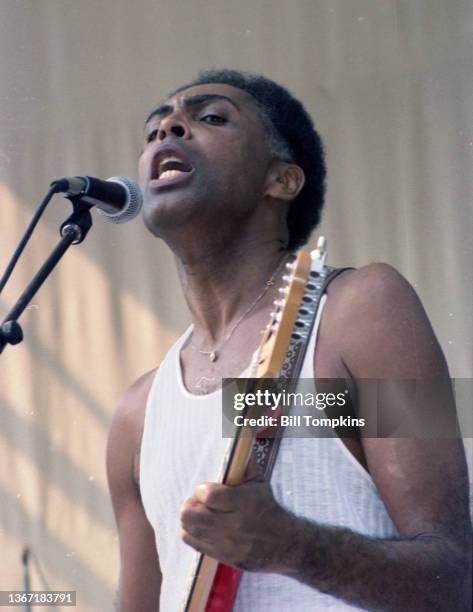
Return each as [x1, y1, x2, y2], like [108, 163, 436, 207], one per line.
[180, 472, 296, 572]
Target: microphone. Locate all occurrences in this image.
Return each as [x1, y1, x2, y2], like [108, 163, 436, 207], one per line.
[51, 175, 143, 224]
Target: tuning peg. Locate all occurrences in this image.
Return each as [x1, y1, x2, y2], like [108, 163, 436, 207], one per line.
[291, 330, 309, 340]
[306, 282, 323, 293]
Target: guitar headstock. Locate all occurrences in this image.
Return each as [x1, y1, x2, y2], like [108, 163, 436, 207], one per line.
[254, 238, 327, 378]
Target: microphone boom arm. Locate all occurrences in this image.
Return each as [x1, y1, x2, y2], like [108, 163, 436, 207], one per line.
[0, 198, 93, 354]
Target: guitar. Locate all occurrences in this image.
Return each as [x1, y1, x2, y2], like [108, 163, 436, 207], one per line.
[182, 239, 328, 612]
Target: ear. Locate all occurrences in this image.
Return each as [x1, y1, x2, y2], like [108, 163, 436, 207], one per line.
[264, 161, 305, 201]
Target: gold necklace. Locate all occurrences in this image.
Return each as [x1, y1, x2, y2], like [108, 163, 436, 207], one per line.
[190, 253, 290, 362]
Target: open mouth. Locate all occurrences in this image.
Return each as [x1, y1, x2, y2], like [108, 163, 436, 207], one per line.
[155, 158, 193, 180]
[150, 148, 194, 185]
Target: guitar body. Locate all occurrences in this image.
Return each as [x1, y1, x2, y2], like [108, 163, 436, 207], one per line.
[205, 565, 242, 612]
[182, 242, 328, 612]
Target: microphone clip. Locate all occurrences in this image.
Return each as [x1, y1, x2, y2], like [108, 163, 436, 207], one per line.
[60, 198, 93, 245]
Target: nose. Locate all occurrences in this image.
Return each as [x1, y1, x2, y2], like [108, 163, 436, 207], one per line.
[158, 113, 189, 141]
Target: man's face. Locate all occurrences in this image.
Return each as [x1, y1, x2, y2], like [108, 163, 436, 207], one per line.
[138, 83, 275, 237]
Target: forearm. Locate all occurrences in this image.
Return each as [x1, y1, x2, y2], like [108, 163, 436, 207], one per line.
[274, 514, 471, 612]
[182, 479, 471, 610]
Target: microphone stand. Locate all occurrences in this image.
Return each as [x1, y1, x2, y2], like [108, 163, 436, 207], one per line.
[22, 547, 31, 612]
[0, 198, 93, 354]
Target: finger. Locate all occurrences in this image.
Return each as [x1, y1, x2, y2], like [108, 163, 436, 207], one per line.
[194, 482, 237, 511]
[181, 492, 206, 519]
[180, 503, 216, 532]
[181, 528, 216, 554]
[181, 529, 240, 567]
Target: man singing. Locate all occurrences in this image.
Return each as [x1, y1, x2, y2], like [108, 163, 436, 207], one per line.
[107, 70, 471, 611]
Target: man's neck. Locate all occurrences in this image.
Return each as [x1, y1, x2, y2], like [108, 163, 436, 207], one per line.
[175, 240, 290, 346]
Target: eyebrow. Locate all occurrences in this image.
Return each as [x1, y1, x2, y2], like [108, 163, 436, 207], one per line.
[145, 93, 240, 125]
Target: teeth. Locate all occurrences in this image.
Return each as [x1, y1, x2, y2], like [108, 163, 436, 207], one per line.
[158, 169, 184, 180]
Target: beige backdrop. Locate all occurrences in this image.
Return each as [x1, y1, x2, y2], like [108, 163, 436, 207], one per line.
[0, 1, 472, 610]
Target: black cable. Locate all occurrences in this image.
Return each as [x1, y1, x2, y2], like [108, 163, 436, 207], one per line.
[0, 184, 60, 295]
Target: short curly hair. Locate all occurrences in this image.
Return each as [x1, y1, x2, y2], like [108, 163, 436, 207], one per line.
[168, 69, 326, 250]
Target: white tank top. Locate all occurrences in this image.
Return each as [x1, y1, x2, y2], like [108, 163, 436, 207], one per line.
[140, 296, 398, 611]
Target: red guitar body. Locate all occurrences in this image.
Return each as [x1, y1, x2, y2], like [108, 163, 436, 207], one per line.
[205, 564, 242, 611]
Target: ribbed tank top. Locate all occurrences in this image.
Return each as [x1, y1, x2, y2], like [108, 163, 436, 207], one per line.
[140, 296, 398, 611]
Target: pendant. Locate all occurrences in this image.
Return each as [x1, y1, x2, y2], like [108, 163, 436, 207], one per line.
[209, 352, 217, 362]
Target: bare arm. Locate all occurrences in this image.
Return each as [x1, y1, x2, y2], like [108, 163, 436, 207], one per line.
[181, 264, 472, 611]
[107, 370, 162, 612]
[278, 264, 472, 609]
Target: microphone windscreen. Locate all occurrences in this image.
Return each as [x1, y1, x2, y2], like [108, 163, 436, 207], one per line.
[97, 176, 143, 224]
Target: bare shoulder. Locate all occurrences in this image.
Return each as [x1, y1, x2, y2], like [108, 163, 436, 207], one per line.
[109, 369, 157, 438]
[106, 369, 157, 502]
[322, 263, 448, 378]
[325, 262, 416, 312]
